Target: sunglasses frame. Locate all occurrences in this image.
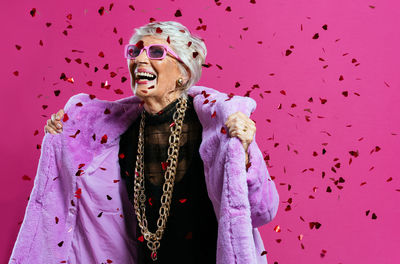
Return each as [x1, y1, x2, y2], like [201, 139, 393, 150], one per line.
[124, 44, 182, 62]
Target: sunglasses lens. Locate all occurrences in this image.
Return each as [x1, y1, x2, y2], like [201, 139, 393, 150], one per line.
[148, 45, 165, 59]
[127, 45, 140, 58]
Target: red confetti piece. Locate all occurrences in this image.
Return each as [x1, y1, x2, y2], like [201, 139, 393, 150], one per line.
[166, 36, 170, 44]
[216, 64, 223, 70]
[106, 195, 112, 200]
[54, 90, 61, 96]
[13, 71, 19, 76]
[129, 5, 135, 11]
[225, 6, 232, 11]
[119, 153, 125, 159]
[285, 49, 292, 56]
[148, 197, 153, 206]
[97, 212, 103, 217]
[36, 144, 41, 149]
[175, 9, 182, 17]
[320, 249, 327, 258]
[45, 22, 52, 27]
[98, 51, 105, 58]
[187, 41, 192, 47]
[104, 108, 111, 114]
[221, 127, 227, 134]
[309, 221, 322, 229]
[75, 102, 83, 107]
[261, 251, 267, 256]
[55, 216, 59, 224]
[138, 235, 144, 242]
[179, 198, 187, 203]
[107, 259, 113, 263]
[113, 180, 120, 183]
[156, 27, 163, 34]
[372, 213, 377, 219]
[34, 130, 39, 136]
[149, 17, 156, 23]
[161, 161, 170, 170]
[98, 6, 105, 15]
[322, 24, 328, 30]
[22, 175, 31, 181]
[280, 90, 286, 95]
[250, 0, 256, 3]
[89, 94, 96, 100]
[58, 241, 64, 247]
[339, 75, 344, 81]
[273, 225, 281, 232]
[109, 3, 114, 11]
[121, 76, 127, 83]
[211, 111, 216, 118]
[114, 89, 124, 94]
[193, 52, 199, 58]
[70, 130, 80, 139]
[169, 122, 176, 128]
[15, 45, 21, 50]
[312, 33, 319, 39]
[30, 8, 37, 17]
[101, 134, 108, 144]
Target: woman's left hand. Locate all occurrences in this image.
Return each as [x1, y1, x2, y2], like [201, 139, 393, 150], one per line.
[225, 111, 256, 153]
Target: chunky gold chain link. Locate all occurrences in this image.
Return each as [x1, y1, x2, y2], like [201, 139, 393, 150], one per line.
[133, 96, 188, 261]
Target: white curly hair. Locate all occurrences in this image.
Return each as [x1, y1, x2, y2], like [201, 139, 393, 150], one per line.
[127, 21, 207, 96]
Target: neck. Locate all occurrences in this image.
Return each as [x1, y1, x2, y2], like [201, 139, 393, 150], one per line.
[143, 91, 182, 115]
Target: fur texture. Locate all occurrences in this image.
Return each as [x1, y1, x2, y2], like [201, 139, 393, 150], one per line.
[9, 86, 279, 264]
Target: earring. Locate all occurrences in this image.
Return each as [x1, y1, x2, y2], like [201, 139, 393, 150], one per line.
[176, 78, 184, 87]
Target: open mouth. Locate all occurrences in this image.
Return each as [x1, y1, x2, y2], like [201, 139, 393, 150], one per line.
[135, 72, 157, 81]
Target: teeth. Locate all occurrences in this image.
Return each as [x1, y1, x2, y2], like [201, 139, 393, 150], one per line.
[135, 72, 156, 79]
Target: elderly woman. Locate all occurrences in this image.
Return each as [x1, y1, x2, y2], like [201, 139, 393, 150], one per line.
[10, 21, 279, 264]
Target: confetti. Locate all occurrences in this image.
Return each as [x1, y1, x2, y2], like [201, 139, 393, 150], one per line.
[30, 8, 37, 17]
[22, 175, 31, 181]
[174, 10, 182, 17]
[101, 134, 108, 144]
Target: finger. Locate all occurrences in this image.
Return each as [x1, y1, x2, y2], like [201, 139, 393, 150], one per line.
[56, 109, 64, 120]
[46, 126, 57, 135]
[47, 119, 60, 131]
[51, 114, 56, 123]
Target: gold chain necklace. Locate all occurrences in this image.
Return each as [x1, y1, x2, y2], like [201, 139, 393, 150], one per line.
[133, 96, 188, 261]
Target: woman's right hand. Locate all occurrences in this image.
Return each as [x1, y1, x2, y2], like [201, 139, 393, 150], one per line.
[44, 109, 65, 134]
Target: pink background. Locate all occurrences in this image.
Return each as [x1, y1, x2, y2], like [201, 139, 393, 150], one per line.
[1, 0, 399, 263]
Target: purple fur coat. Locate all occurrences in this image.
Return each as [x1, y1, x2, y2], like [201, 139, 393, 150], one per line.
[10, 86, 279, 264]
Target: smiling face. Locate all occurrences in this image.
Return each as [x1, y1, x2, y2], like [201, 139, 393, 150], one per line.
[128, 35, 186, 106]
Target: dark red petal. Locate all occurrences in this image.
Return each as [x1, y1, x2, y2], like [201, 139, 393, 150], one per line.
[174, 10, 182, 17]
[101, 134, 108, 144]
[22, 175, 31, 181]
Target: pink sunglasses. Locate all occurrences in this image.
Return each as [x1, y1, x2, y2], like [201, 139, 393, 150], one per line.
[124, 44, 182, 62]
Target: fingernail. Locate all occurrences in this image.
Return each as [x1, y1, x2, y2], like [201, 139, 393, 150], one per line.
[56, 124, 62, 128]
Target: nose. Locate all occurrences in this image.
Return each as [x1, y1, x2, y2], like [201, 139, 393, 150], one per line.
[135, 48, 150, 63]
